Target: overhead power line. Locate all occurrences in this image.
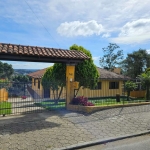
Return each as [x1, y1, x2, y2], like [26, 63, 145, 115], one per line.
[24, 0, 60, 47]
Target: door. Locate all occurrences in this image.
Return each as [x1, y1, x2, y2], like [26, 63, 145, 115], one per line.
[44, 88, 50, 98]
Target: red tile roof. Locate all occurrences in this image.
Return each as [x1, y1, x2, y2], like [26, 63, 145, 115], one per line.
[97, 67, 131, 80]
[0, 43, 89, 63]
[27, 68, 47, 79]
[28, 67, 131, 80]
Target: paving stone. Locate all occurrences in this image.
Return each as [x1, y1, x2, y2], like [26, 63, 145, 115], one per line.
[0, 105, 150, 149]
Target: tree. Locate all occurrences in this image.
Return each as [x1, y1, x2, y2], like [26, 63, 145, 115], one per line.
[70, 44, 99, 90]
[42, 44, 99, 102]
[121, 49, 150, 78]
[12, 75, 30, 83]
[0, 79, 10, 90]
[8, 75, 30, 96]
[138, 71, 150, 101]
[41, 66, 63, 100]
[99, 43, 123, 70]
[125, 81, 137, 101]
[145, 68, 150, 73]
[0, 61, 14, 79]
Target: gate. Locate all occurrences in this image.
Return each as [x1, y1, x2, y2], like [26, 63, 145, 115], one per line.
[0, 81, 66, 115]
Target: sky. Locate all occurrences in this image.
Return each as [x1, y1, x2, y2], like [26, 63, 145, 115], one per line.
[0, 0, 150, 69]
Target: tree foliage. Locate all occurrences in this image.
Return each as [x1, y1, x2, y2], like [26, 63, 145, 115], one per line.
[145, 68, 150, 73]
[125, 81, 137, 101]
[70, 44, 99, 89]
[0, 79, 10, 90]
[12, 75, 30, 83]
[42, 66, 55, 89]
[42, 44, 99, 100]
[41, 66, 64, 100]
[99, 43, 123, 70]
[120, 49, 150, 78]
[0, 61, 14, 79]
[8, 75, 30, 96]
[138, 70, 150, 100]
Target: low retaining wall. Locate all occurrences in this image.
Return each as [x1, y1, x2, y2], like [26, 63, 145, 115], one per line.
[67, 102, 150, 113]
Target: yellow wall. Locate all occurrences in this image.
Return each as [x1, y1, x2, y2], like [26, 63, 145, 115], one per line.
[49, 87, 66, 100]
[0, 88, 8, 102]
[31, 78, 124, 99]
[31, 77, 66, 99]
[31, 78, 43, 98]
[77, 80, 124, 98]
[130, 90, 146, 98]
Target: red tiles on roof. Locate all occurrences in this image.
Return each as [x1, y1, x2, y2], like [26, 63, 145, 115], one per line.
[0, 43, 89, 60]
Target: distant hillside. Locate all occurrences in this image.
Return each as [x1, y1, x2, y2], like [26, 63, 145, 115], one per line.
[14, 69, 39, 75]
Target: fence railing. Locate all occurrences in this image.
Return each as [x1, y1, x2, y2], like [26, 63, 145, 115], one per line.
[73, 78, 148, 106]
[0, 79, 148, 115]
[0, 81, 66, 115]
[87, 96, 147, 107]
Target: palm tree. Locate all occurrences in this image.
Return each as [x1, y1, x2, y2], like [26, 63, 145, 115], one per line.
[138, 71, 150, 101]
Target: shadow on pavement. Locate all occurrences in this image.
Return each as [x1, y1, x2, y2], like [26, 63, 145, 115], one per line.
[0, 111, 61, 135]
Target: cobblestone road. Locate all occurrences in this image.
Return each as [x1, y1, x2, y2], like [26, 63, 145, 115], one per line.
[0, 105, 150, 150]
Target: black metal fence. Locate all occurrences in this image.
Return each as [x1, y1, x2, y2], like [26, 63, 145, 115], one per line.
[0, 81, 66, 116]
[0, 78, 148, 116]
[73, 78, 147, 106]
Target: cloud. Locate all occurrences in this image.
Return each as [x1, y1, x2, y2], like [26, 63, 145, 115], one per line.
[57, 20, 104, 37]
[93, 56, 100, 61]
[147, 49, 150, 54]
[1, 61, 53, 69]
[1, 0, 150, 35]
[119, 19, 150, 37]
[111, 34, 150, 44]
[111, 19, 150, 44]
[102, 33, 111, 38]
[1, 0, 150, 45]
[0, 0, 150, 28]
[48, 0, 150, 26]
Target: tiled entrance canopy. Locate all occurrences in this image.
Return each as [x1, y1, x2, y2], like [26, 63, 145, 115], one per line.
[0, 43, 89, 63]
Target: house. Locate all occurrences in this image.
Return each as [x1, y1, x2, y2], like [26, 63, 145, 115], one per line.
[27, 68, 67, 100]
[27, 67, 130, 100]
[77, 67, 130, 98]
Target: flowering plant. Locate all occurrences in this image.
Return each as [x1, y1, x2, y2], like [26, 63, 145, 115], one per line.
[21, 96, 27, 99]
[71, 96, 94, 106]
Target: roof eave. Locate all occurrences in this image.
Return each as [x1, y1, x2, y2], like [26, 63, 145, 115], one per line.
[99, 78, 130, 81]
[0, 53, 87, 63]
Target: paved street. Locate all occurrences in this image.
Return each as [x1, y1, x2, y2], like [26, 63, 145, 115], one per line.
[0, 104, 150, 150]
[79, 134, 150, 150]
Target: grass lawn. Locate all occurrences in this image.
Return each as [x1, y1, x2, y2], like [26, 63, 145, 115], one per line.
[35, 101, 65, 110]
[0, 102, 11, 115]
[89, 98, 147, 106]
[35, 98, 148, 110]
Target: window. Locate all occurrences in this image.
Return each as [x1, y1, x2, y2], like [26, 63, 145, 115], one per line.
[34, 79, 36, 86]
[97, 82, 101, 89]
[109, 82, 119, 89]
[38, 80, 40, 89]
[91, 82, 102, 90]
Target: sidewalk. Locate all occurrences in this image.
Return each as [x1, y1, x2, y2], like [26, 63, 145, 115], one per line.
[0, 104, 150, 150]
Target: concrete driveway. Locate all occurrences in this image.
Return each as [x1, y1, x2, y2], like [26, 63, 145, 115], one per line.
[8, 97, 44, 114]
[0, 104, 150, 150]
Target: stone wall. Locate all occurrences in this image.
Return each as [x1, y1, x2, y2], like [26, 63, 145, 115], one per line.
[67, 102, 150, 113]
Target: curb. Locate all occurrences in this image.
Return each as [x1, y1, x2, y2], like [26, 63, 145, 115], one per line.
[53, 130, 150, 150]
